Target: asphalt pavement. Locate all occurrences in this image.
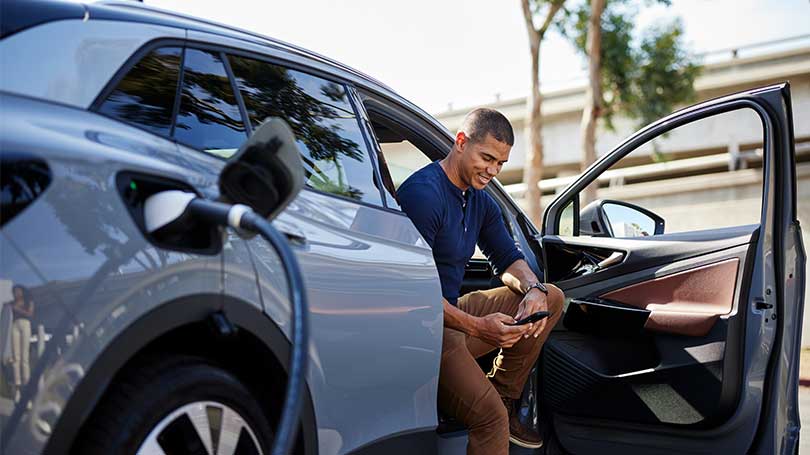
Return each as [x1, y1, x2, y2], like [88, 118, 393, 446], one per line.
[1, 383, 808, 451]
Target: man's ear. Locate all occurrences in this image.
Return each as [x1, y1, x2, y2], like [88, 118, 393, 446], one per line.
[455, 131, 468, 153]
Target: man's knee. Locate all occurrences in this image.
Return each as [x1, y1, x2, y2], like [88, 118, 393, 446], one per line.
[474, 391, 509, 433]
[463, 394, 509, 454]
[464, 386, 508, 430]
[546, 283, 565, 318]
[490, 401, 509, 436]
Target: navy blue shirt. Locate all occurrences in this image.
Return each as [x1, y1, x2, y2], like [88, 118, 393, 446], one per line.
[398, 162, 524, 305]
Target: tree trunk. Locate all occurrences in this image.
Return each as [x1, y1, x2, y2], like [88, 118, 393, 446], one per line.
[580, 0, 604, 205]
[520, 0, 565, 230]
[524, 35, 544, 228]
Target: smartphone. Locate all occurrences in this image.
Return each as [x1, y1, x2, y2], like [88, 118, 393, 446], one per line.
[507, 310, 551, 326]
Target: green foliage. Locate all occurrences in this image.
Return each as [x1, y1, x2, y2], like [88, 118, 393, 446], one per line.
[629, 20, 702, 127]
[560, 0, 701, 130]
[598, 10, 636, 129]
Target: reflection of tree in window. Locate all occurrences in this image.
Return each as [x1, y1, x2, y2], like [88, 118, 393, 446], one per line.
[98, 47, 182, 136]
[174, 49, 246, 154]
[228, 56, 368, 201]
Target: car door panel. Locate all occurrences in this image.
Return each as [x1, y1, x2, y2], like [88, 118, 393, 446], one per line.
[538, 84, 802, 454]
[249, 189, 443, 455]
[542, 253, 754, 452]
[542, 224, 757, 286]
[601, 257, 739, 337]
[542, 240, 751, 426]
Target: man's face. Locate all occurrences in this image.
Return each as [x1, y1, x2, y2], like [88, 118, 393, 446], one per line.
[456, 132, 511, 190]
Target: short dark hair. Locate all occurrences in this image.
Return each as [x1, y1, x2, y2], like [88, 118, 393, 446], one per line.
[460, 108, 514, 146]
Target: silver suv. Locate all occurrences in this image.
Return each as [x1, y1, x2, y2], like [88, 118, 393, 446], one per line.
[0, 1, 804, 454]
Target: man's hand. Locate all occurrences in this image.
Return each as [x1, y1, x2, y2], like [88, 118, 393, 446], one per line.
[514, 288, 549, 339]
[474, 313, 530, 348]
[500, 259, 554, 339]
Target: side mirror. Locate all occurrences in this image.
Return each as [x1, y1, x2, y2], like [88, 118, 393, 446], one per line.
[219, 118, 304, 221]
[579, 199, 665, 238]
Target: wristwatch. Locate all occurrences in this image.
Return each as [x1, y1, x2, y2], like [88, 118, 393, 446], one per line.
[524, 282, 548, 296]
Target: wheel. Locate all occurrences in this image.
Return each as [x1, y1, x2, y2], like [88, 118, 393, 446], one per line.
[74, 355, 273, 455]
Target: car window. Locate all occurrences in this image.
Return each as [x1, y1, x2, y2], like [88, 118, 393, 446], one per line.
[174, 49, 247, 158]
[566, 107, 764, 237]
[228, 55, 383, 206]
[364, 112, 437, 208]
[377, 138, 432, 192]
[97, 46, 182, 137]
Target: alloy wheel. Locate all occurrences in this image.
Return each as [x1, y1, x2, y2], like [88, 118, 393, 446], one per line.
[137, 400, 263, 455]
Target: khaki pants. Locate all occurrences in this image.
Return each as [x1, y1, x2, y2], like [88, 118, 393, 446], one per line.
[438, 285, 564, 455]
[12, 317, 31, 387]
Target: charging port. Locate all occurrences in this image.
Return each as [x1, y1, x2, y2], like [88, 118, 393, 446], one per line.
[116, 172, 221, 254]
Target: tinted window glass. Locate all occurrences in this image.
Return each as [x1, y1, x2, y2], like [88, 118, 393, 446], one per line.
[229, 55, 382, 205]
[175, 49, 246, 158]
[98, 47, 181, 136]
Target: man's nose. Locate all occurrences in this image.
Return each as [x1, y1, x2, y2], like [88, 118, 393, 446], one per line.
[487, 165, 499, 176]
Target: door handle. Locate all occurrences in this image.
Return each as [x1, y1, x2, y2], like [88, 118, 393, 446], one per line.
[597, 251, 624, 269]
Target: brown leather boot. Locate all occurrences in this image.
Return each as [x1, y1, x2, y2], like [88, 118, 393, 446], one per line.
[502, 396, 543, 449]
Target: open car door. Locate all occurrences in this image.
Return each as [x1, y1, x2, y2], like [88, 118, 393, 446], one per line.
[539, 84, 805, 454]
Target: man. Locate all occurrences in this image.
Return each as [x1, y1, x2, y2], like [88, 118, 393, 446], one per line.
[398, 108, 564, 454]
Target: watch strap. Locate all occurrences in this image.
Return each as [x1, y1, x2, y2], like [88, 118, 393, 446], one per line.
[524, 282, 548, 296]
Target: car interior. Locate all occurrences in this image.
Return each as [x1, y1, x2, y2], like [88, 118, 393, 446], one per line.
[360, 90, 766, 453]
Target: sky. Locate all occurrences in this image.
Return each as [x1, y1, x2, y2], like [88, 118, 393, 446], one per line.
[147, 0, 810, 114]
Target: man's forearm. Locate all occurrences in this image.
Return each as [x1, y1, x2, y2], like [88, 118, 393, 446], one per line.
[443, 298, 480, 337]
[500, 259, 540, 295]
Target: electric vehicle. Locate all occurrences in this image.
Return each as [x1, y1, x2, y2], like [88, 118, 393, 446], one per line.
[0, 1, 804, 454]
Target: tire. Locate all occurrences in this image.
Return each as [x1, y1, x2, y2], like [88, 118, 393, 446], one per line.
[74, 355, 273, 455]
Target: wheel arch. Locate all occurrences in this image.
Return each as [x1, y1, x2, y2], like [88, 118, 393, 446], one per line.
[43, 293, 317, 455]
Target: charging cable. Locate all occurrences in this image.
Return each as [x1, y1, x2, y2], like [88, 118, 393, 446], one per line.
[145, 191, 308, 455]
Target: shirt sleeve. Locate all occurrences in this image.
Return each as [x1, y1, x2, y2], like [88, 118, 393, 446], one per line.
[478, 193, 524, 276]
[398, 180, 443, 249]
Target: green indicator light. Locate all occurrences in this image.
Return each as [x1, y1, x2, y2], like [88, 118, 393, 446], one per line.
[130, 181, 137, 191]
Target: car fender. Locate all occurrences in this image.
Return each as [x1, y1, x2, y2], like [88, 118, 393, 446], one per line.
[41, 293, 317, 454]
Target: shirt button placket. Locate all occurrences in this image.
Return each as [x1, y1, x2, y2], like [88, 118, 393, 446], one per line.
[460, 190, 467, 232]
[463, 201, 467, 232]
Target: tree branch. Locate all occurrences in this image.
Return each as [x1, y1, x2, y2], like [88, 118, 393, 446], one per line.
[520, 0, 540, 42]
[538, 1, 564, 38]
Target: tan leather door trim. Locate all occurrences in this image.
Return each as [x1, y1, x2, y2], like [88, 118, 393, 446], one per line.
[600, 258, 740, 336]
